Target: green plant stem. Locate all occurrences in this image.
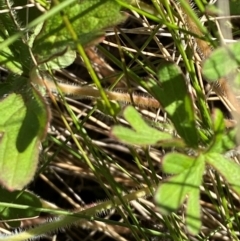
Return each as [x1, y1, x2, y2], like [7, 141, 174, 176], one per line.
[0, 186, 155, 240]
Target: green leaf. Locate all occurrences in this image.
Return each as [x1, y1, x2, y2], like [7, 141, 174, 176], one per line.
[207, 109, 225, 153]
[221, 128, 236, 151]
[39, 48, 77, 71]
[0, 90, 50, 190]
[24, 88, 50, 141]
[207, 109, 236, 153]
[111, 106, 178, 146]
[155, 154, 205, 234]
[212, 109, 225, 134]
[0, 27, 23, 75]
[229, 0, 240, 15]
[0, 37, 23, 74]
[0, 0, 31, 75]
[33, 0, 126, 63]
[0, 188, 41, 223]
[147, 62, 198, 147]
[0, 75, 30, 98]
[162, 153, 195, 174]
[202, 42, 240, 81]
[186, 186, 201, 235]
[206, 153, 240, 195]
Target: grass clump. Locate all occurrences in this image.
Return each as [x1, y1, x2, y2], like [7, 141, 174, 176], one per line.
[1, 0, 240, 240]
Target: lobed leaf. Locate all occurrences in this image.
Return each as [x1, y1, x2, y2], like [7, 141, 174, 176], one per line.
[162, 152, 195, 174]
[155, 154, 205, 234]
[111, 106, 176, 146]
[206, 153, 240, 195]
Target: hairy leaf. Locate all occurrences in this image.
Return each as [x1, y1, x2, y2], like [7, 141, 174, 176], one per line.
[0, 90, 49, 190]
[33, 0, 126, 63]
[0, 0, 30, 74]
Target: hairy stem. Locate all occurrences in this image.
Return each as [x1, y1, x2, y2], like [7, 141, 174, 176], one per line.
[30, 67, 161, 109]
[0, 185, 155, 240]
